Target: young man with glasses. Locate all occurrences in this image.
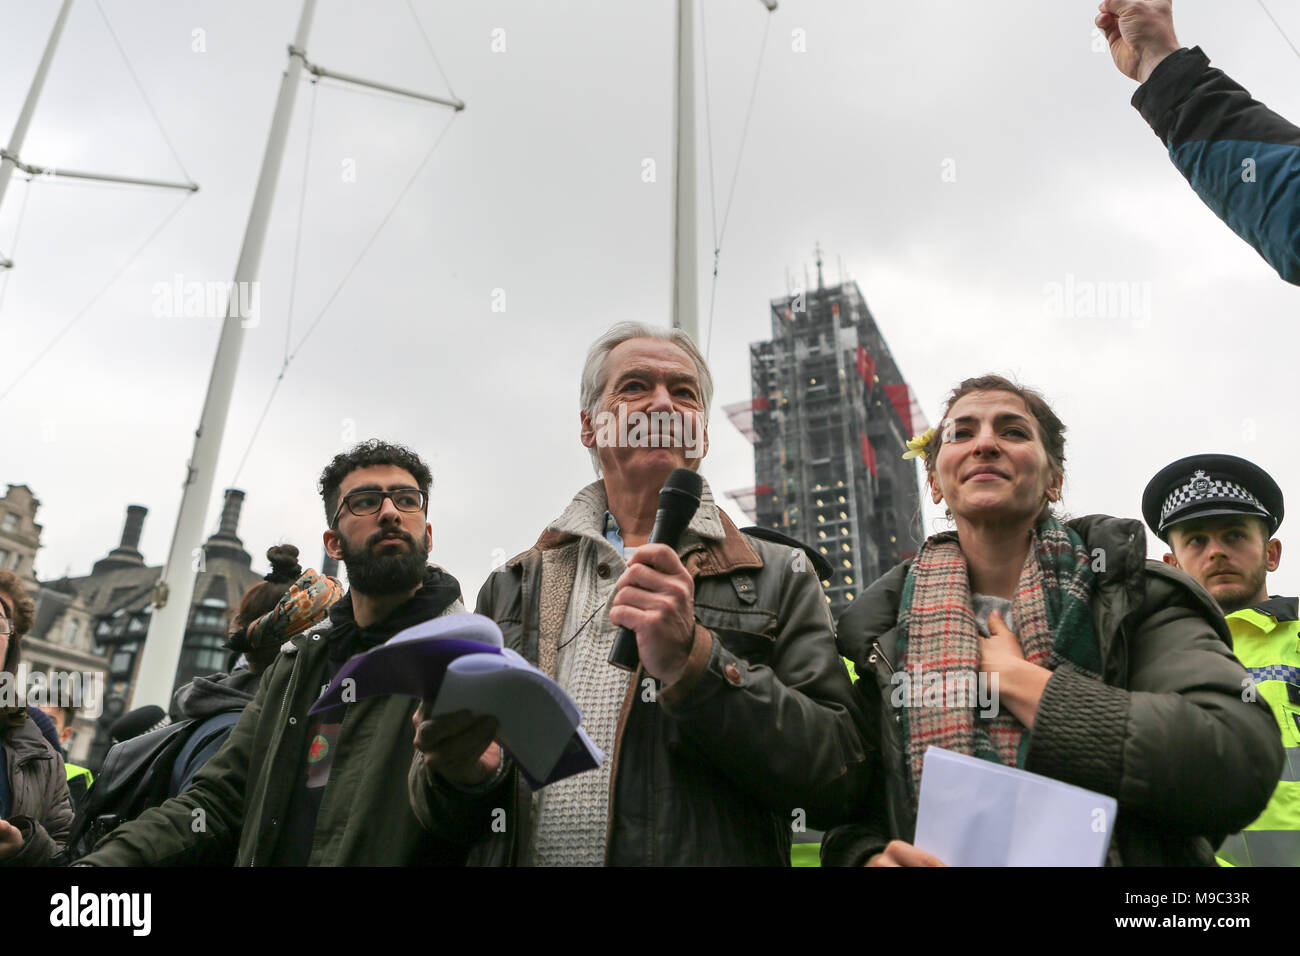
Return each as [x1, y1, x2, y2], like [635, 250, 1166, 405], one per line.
[80, 440, 470, 866]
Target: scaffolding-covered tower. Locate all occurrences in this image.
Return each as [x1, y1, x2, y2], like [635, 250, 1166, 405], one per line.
[728, 270, 927, 620]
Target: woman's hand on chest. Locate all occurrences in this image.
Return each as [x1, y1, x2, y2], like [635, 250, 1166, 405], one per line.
[979, 609, 1052, 729]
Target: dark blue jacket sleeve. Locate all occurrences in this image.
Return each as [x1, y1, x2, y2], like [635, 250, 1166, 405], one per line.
[1132, 47, 1300, 285]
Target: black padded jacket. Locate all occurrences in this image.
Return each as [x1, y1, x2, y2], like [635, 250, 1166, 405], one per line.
[823, 514, 1283, 867]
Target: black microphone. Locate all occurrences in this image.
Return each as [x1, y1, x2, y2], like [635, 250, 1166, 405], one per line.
[109, 705, 167, 743]
[608, 467, 704, 672]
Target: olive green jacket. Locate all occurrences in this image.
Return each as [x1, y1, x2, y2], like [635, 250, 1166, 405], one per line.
[824, 515, 1283, 867]
[81, 598, 467, 867]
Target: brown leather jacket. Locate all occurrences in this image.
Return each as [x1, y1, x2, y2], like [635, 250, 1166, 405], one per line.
[1, 716, 73, 866]
[410, 508, 871, 865]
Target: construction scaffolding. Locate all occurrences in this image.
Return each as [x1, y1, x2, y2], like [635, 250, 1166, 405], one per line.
[729, 263, 926, 619]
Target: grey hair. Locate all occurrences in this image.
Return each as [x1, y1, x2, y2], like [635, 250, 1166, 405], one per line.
[579, 322, 714, 475]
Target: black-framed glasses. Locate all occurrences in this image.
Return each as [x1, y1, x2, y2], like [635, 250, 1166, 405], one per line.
[333, 488, 427, 526]
[0, 618, 12, 637]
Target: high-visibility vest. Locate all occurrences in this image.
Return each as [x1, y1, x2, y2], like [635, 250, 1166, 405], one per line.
[64, 761, 94, 817]
[1217, 597, 1300, 867]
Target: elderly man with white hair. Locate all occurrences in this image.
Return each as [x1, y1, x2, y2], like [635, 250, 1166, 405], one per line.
[410, 322, 870, 865]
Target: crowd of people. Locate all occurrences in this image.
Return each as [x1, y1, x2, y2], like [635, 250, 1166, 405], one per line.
[2, 318, 1294, 868]
[1, 0, 1298, 867]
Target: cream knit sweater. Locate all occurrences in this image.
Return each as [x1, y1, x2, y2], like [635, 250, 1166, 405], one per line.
[529, 479, 725, 865]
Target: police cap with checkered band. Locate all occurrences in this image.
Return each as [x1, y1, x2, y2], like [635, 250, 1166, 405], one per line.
[1142, 453, 1284, 542]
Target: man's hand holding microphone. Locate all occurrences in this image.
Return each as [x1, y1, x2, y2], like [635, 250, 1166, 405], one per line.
[413, 469, 704, 779]
[411, 535, 699, 779]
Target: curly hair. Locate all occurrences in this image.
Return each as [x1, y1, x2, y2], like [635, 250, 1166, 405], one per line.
[0, 568, 35, 674]
[318, 440, 433, 526]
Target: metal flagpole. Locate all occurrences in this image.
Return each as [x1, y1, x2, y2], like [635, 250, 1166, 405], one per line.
[0, 0, 74, 268]
[671, 0, 699, 342]
[0, 0, 199, 271]
[670, 0, 774, 341]
[0, 0, 74, 219]
[131, 0, 319, 708]
[131, 0, 464, 708]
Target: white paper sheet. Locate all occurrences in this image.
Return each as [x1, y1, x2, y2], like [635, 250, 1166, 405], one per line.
[430, 648, 593, 783]
[913, 746, 1116, 866]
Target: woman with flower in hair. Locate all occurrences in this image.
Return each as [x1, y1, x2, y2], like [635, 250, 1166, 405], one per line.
[823, 375, 1281, 866]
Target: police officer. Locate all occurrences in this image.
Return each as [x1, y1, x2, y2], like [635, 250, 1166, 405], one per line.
[1143, 453, 1298, 866]
[46, 706, 93, 822]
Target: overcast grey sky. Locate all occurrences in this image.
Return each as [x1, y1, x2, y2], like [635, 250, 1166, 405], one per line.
[3, 0, 1299, 603]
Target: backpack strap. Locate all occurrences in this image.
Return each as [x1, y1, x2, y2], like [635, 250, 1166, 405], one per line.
[70, 719, 194, 854]
[739, 526, 834, 581]
[169, 710, 243, 797]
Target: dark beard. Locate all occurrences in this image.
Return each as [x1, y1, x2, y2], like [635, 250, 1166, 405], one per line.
[1212, 559, 1270, 615]
[338, 528, 429, 596]
[1211, 561, 1263, 613]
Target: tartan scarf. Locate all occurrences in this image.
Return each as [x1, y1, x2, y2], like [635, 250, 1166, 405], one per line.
[895, 514, 1102, 808]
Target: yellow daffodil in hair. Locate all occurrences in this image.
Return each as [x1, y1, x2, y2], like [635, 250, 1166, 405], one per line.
[902, 427, 936, 461]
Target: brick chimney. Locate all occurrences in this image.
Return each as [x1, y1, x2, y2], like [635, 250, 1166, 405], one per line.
[201, 489, 252, 568]
[91, 505, 149, 574]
